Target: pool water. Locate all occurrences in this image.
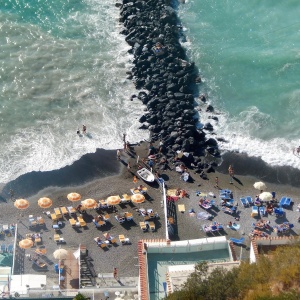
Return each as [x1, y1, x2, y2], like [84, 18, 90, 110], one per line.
[148, 249, 230, 300]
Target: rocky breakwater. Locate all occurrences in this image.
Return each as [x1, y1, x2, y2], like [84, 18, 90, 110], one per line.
[118, 0, 220, 176]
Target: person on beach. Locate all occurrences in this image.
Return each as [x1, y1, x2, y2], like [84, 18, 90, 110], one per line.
[117, 149, 121, 160]
[82, 125, 86, 134]
[123, 133, 126, 143]
[228, 165, 234, 184]
[127, 162, 131, 170]
[214, 177, 219, 189]
[113, 267, 118, 280]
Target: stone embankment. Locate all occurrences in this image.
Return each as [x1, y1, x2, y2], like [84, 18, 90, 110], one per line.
[118, 0, 220, 175]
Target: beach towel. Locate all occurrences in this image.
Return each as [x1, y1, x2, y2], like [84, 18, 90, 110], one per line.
[227, 224, 240, 230]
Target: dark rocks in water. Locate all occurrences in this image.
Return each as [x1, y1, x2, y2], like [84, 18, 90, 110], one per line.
[208, 116, 218, 121]
[205, 138, 218, 147]
[118, 0, 220, 163]
[206, 104, 214, 112]
[204, 122, 213, 131]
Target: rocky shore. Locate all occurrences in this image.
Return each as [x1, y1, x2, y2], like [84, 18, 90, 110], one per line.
[119, 0, 219, 178]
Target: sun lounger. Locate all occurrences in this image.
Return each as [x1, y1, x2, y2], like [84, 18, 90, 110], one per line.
[54, 208, 62, 219]
[7, 244, 13, 253]
[60, 207, 68, 216]
[1, 244, 6, 253]
[139, 222, 147, 232]
[67, 206, 76, 215]
[251, 206, 258, 217]
[246, 196, 253, 206]
[178, 204, 185, 213]
[279, 197, 286, 206]
[200, 202, 212, 210]
[222, 206, 236, 214]
[78, 216, 87, 227]
[280, 197, 291, 207]
[69, 219, 76, 226]
[35, 247, 47, 255]
[274, 207, 284, 217]
[119, 235, 130, 244]
[37, 216, 45, 225]
[259, 206, 266, 216]
[230, 237, 245, 244]
[124, 212, 133, 221]
[51, 214, 57, 222]
[240, 198, 248, 207]
[32, 260, 47, 268]
[148, 221, 155, 232]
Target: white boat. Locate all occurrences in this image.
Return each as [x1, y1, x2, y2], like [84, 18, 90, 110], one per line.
[137, 168, 155, 182]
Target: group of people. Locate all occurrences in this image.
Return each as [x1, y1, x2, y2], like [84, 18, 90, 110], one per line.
[76, 125, 87, 135]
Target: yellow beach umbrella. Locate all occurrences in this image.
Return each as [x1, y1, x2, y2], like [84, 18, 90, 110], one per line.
[14, 199, 29, 210]
[106, 195, 121, 206]
[67, 192, 81, 202]
[19, 239, 34, 249]
[82, 198, 97, 209]
[38, 197, 53, 209]
[131, 194, 145, 204]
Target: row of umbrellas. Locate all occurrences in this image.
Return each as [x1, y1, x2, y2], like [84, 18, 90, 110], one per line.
[14, 193, 145, 211]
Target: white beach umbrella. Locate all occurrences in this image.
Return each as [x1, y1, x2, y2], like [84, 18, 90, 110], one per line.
[259, 192, 273, 201]
[53, 249, 68, 260]
[253, 182, 267, 191]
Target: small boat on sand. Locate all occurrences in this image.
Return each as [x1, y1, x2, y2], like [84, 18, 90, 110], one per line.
[137, 168, 155, 182]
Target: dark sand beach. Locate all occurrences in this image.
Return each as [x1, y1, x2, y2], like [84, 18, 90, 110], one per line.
[1, 141, 300, 284]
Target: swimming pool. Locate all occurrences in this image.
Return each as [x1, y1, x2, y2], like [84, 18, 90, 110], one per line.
[146, 237, 232, 300]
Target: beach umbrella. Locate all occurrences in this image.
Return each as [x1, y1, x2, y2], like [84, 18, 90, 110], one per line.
[67, 192, 81, 202]
[38, 197, 53, 209]
[131, 193, 145, 204]
[53, 249, 68, 260]
[106, 195, 121, 206]
[253, 182, 267, 191]
[19, 239, 33, 249]
[259, 192, 273, 201]
[14, 199, 29, 210]
[82, 198, 97, 209]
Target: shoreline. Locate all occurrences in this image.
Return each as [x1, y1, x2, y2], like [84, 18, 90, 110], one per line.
[1, 144, 300, 202]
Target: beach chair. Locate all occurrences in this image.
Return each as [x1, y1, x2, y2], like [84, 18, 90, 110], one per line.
[124, 212, 133, 221]
[230, 237, 245, 245]
[139, 222, 147, 232]
[78, 216, 87, 227]
[240, 198, 248, 207]
[54, 208, 62, 219]
[119, 235, 130, 245]
[251, 206, 258, 216]
[54, 234, 60, 242]
[178, 204, 185, 213]
[60, 207, 68, 216]
[97, 220, 106, 227]
[7, 244, 13, 253]
[102, 214, 110, 221]
[279, 197, 287, 206]
[37, 216, 45, 225]
[51, 213, 58, 222]
[284, 197, 292, 207]
[121, 194, 131, 203]
[67, 206, 76, 215]
[246, 196, 253, 206]
[35, 247, 47, 255]
[274, 207, 284, 217]
[148, 221, 155, 232]
[1, 244, 6, 253]
[69, 218, 76, 226]
[202, 225, 212, 233]
[259, 206, 266, 217]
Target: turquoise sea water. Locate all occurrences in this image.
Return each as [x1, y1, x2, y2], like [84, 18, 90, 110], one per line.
[0, 0, 146, 183]
[179, 0, 300, 169]
[1, 1, 300, 183]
